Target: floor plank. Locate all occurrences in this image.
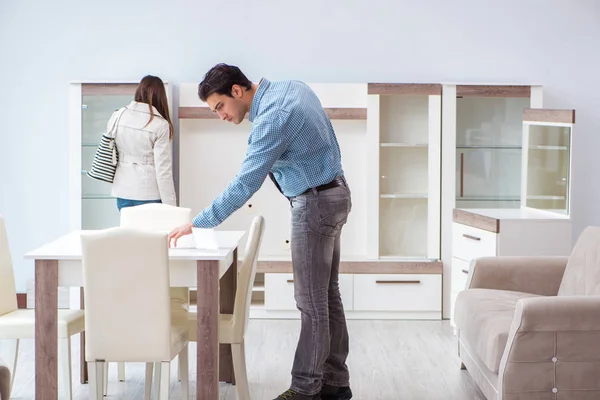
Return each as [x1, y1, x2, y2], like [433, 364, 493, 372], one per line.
[0, 320, 485, 399]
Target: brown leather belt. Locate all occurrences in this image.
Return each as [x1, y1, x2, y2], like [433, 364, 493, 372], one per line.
[302, 176, 346, 195]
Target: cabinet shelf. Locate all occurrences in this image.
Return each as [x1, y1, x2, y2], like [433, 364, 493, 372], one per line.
[456, 145, 522, 150]
[380, 142, 428, 148]
[257, 259, 442, 274]
[457, 196, 520, 202]
[380, 193, 428, 199]
[528, 145, 568, 151]
[526, 195, 566, 200]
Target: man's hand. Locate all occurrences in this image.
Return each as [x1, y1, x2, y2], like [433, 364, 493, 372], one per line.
[168, 222, 194, 248]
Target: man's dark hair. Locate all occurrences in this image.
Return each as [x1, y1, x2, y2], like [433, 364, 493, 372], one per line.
[198, 63, 252, 102]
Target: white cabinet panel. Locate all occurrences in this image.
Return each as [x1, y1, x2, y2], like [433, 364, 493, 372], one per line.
[353, 274, 441, 312]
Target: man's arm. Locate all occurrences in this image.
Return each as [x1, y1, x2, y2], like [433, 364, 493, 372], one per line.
[192, 109, 289, 228]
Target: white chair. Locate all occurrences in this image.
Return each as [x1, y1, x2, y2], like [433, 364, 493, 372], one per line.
[187, 215, 265, 400]
[111, 203, 192, 385]
[81, 227, 189, 400]
[0, 357, 10, 400]
[0, 215, 84, 400]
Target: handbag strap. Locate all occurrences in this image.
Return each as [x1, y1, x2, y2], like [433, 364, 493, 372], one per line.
[108, 106, 127, 139]
[107, 107, 127, 165]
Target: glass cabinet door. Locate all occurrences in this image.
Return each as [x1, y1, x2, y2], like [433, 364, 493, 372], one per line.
[455, 96, 529, 209]
[522, 109, 575, 215]
[81, 84, 137, 229]
[370, 85, 441, 260]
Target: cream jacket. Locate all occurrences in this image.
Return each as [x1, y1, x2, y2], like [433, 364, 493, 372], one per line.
[110, 101, 177, 206]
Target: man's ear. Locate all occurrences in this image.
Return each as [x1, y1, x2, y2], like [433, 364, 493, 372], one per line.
[231, 84, 244, 98]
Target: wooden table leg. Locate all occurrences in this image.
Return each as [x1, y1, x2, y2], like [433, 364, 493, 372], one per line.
[80, 287, 88, 383]
[197, 259, 220, 399]
[219, 248, 237, 384]
[35, 259, 58, 400]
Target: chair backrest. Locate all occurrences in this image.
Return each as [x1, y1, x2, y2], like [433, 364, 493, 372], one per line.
[0, 216, 17, 316]
[0, 355, 10, 400]
[232, 215, 265, 339]
[120, 203, 193, 312]
[120, 203, 192, 231]
[558, 226, 600, 296]
[81, 227, 172, 362]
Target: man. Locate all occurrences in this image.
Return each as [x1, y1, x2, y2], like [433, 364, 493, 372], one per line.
[168, 64, 353, 400]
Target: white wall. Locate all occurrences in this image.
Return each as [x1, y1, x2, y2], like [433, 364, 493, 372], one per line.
[1, 0, 599, 292]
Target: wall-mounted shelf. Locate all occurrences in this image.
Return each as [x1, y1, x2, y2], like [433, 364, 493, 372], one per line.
[368, 83, 442, 95]
[178, 106, 367, 120]
[523, 108, 575, 123]
[455, 85, 531, 98]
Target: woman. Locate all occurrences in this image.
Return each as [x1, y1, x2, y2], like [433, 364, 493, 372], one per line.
[110, 75, 177, 210]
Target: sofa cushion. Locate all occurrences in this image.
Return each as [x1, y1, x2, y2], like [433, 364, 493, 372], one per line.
[455, 288, 541, 373]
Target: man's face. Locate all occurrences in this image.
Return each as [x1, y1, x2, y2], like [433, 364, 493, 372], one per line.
[206, 85, 247, 124]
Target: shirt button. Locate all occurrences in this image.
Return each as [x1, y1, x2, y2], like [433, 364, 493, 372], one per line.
[552, 388, 558, 393]
[552, 357, 558, 363]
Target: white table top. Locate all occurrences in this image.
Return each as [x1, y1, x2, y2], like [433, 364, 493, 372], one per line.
[25, 230, 246, 261]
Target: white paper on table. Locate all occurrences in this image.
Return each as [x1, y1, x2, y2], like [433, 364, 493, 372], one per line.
[192, 228, 220, 251]
[171, 233, 196, 249]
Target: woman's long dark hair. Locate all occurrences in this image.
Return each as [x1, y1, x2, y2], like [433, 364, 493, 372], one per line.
[134, 75, 174, 139]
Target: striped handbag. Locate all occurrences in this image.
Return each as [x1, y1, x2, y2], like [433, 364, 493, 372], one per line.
[86, 107, 127, 183]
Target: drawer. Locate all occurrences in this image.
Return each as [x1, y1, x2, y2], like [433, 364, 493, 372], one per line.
[452, 223, 497, 262]
[353, 274, 441, 312]
[264, 273, 354, 311]
[451, 257, 471, 293]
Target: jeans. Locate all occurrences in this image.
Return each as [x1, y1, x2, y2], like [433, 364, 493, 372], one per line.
[116, 198, 161, 211]
[289, 182, 352, 395]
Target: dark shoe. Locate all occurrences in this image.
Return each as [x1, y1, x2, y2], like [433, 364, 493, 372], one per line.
[274, 389, 321, 400]
[320, 384, 353, 400]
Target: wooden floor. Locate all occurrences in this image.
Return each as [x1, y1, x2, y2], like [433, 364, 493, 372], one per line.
[1, 319, 486, 400]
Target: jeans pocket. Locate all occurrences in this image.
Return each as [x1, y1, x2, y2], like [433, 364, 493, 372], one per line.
[316, 198, 350, 237]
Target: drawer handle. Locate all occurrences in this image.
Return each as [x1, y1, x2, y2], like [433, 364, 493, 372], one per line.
[462, 234, 481, 241]
[375, 280, 421, 284]
[462, 269, 469, 274]
[286, 280, 294, 283]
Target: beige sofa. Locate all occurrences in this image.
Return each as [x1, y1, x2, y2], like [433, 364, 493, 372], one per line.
[454, 226, 600, 400]
[0, 357, 9, 400]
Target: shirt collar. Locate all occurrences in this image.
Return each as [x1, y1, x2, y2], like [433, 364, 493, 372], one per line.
[249, 78, 270, 122]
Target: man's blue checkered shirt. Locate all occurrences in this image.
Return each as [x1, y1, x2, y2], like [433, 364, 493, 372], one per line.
[192, 78, 344, 228]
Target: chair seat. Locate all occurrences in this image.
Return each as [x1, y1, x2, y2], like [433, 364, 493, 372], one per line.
[186, 313, 238, 344]
[454, 288, 541, 373]
[0, 309, 85, 339]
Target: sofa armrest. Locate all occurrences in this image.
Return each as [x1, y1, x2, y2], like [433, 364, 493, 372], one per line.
[515, 295, 600, 332]
[468, 256, 568, 295]
[498, 296, 600, 396]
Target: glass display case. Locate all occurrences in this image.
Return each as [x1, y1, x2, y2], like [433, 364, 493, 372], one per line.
[454, 95, 531, 209]
[521, 108, 575, 215]
[368, 85, 442, 260]
[69, 83, 171, 231]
